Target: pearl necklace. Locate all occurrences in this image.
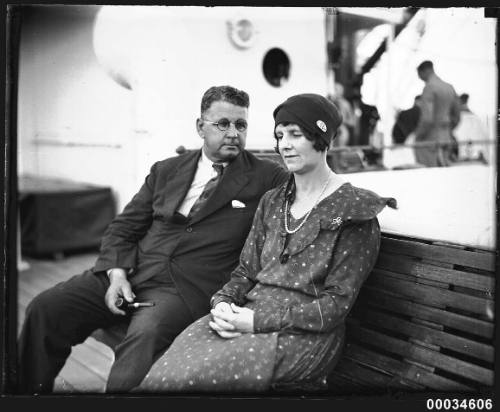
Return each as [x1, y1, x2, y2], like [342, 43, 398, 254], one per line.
[284, 173, 332, 234]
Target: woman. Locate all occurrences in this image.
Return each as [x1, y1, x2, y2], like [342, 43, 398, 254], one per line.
[137, 93, 396, 393]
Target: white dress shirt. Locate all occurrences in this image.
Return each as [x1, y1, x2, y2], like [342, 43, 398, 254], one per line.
[176, 150, 227, 217]
[107, 150, 226, 278]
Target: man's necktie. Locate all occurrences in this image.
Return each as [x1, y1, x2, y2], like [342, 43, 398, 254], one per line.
[188, 163, 224, 218]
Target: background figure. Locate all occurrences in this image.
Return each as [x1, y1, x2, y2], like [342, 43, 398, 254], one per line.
[348, 82, 381, 167]
[328, 84, 356, 172]
[348, 83, 380, 148]
[413, 60, 461, 167]
[328, 83, 354, 147]
[453, 93, 489, 162]
[392, 95, 421, 145]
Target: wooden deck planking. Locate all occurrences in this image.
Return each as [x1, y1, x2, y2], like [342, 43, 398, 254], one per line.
[17, 251, 113, 393]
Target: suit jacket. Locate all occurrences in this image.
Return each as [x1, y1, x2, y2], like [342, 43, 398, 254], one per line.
[415, 73, 461, 141]
[93, 149, 289, 319]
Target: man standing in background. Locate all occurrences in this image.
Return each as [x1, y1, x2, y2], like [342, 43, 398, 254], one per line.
[414, 60, 461, 167]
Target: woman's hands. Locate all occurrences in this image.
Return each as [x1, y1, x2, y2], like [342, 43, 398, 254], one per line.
[209, 302, 254, 339]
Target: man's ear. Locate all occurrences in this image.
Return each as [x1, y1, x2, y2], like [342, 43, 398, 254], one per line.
[196, 118, 204, 138]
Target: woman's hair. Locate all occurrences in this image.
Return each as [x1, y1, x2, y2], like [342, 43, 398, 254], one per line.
[200, 85, 249, 115]
[273, 93, 342, 154]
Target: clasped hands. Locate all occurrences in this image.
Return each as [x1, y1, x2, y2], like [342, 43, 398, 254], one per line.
[209, 302, 254, 339]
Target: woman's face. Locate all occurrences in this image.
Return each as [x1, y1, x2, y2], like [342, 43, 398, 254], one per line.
[275, 123, 323, 174]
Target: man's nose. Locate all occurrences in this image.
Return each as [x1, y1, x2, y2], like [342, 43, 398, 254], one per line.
[226, 123, 239, 137]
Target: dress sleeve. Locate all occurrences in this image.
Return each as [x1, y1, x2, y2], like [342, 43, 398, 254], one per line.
[93, 162, 158, 273]
[254, 219, 381, 333]
[211, 192, 270, 308]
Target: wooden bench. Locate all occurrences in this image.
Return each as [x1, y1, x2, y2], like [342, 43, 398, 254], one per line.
[92, 233, 495, 394]
[328, 233, 495, 395]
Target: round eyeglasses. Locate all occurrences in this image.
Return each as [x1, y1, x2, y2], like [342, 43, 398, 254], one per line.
[203, 118, 248, 132]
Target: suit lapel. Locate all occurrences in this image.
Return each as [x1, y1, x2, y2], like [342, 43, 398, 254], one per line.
[162, 150, 200, 217]
[189, 153, 251, 224]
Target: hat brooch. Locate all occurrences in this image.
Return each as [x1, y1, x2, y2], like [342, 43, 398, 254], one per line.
[316, 120, 327, 132]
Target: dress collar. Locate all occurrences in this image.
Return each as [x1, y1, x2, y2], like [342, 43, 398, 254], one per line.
[278, 178, 397, 224]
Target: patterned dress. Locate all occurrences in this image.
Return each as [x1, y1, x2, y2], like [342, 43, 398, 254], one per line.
[138, 180, 396, 393]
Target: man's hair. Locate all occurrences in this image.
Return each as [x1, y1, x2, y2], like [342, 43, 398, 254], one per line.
[200, 85, 250, 115]
[459, 93, 469, 104]
[417, 60, 434, 72]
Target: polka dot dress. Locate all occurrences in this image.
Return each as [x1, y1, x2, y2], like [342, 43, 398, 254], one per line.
[138, 182, 396, 393]
[138, 315, 278, 393]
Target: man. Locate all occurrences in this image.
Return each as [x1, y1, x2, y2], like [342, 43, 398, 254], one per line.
[392, 95, 421, 145]
[18, 85, 289, 394]
[414, 61, 461, 167]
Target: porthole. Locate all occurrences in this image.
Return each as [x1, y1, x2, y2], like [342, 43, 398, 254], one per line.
[262, 48, 290, 87]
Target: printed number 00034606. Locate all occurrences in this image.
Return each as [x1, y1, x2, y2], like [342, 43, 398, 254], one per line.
[426, 399, 492, 410]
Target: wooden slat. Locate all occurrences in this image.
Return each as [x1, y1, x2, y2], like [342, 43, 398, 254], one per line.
[28, 263, 86, 286]
[376, 253, 495, 293]
[333, 357, 404, 389]
[453, 285, 495, 301]
[84, 337, 115, 361]
[69, 341, 113, 381]
[366, 271, 494, 316]
[327, 371, 369, 394]
[54, 376, 76, 392]
[358, 287, 494, 339]
[348, 323, 494, 386]
[411, 318, 444, 331]
[380, 236, 495, 272]
[18, 272, 53, 300]
[56, 355, 106, 393]
[372, 267, 452, 290]
[357, 309, 494, 363]
[343, 344, 473, 392]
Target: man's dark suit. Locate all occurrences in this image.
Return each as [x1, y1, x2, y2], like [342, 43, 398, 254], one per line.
[18, 149, 288, 393]
[94, 149, 288, 319]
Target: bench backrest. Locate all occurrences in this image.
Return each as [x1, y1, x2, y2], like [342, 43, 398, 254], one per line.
[329, 233, 495, 394]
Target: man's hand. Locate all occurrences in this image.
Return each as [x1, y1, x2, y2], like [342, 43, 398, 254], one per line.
[104, 269, 136, 315]
[209, 302, 254, 338]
